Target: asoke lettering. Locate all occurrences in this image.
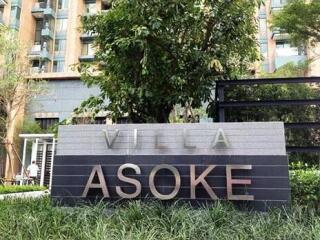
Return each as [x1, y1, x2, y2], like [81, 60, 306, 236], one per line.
[82, 164, 254, 201]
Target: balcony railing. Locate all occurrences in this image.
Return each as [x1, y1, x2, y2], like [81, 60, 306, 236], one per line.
[0, 0, 8, 6]
[32, 2, 55, 19]
[270, 0, 287, 12]
[0, 12, 4, 25]
[41, 25, 53, 39]
[28, 44, 52, 60]
[272, 28, 290, 41]
[275, 55, 307, 69]
[80, 31, 98, 41]
[79, 55, 95, 62]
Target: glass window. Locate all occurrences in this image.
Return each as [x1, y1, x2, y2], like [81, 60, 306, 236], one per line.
[275, 41, 305, 56]
[85, 3, 96, 14]
[58, 0, 68, 10]
[260, 43, 268, 59]
[53, 60, 65, 72]
[35, 118, 59, 130]
[54, 39, 66, 55]
[56, 19, 68, 32]
[81, 42, 95, 55]
[0, 7, 4, 19]
[10, 6, 21, 28]
[259, 19, 267, 39]
[34, 20, 42, 44]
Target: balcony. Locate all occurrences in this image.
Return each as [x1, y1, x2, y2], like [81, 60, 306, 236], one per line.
[275, 55, 306, 69]
[80, 31, 98, 41]
[41, 25, 53, 39]
[29, 67, 41, 75]
[270, 0, 287, 13]
[11, 0, 21, 7]
[272, 28, 290, 41]
[79, 55, 95, 62]
[31, 2, 55, 19]
[0, 12, 4, 25]
[0, 0, 8, 6]
[28, 44, 52, 61]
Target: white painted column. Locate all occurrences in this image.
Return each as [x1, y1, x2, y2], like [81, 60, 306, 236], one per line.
[20, 138, 28, 186]
[40, 142, 47, 186]
[49, 138, 56, 190]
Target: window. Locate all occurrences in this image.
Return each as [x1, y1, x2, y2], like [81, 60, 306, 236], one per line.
[54, 39, 66, 56]
[53, 60, 65, 72]
[275, 40, 305, 56]
[81, 42, 95, 56]
[58, 0, 68, 10]
[260, 43, 268, 59]
[10, 6, 21, 28]
[94, 117, 106, 125]
[35, 118, 59, 130]
[259, 19, 267, 39]
[56, 19, 68, 33]
[0, 7, 4, 20]
[34, 20, 42, 43]
[85, 3, 96, 14]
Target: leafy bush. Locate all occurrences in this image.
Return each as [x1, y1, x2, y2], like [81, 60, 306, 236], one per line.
[290, 169, 320, 209]
[0, 185, 47, 194]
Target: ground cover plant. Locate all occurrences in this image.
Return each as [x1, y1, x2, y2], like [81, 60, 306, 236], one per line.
[0, 185, 46, 194]
[0, 197, 319, 240]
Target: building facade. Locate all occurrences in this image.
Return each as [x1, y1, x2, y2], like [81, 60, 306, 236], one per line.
[1, 0, 319, 130]
[258, 0, 320, 76]
[0, 0, 111, 129]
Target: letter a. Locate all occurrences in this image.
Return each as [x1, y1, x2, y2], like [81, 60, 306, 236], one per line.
[190, 165, 218, 199]
[82, 165, 109, 198]
[212, 128, 229, 148]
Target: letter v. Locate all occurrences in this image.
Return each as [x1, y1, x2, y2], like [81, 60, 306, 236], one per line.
[103, 129, 119, 148]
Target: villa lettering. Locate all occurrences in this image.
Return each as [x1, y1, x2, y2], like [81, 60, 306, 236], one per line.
[103, 128, 229, 149]
[82, 164, 254, 201]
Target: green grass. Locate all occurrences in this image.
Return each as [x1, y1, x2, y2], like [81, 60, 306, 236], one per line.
[0, 197, 319, 240]
[0, 185, 47, 194]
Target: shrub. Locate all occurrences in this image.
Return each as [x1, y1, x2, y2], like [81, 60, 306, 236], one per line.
[290, 169, 320, 209]
[0, 198, 319, 240]
[0, 185, 47, 194]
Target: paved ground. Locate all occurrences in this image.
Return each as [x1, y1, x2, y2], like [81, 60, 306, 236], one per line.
[0, 190, 50, 201]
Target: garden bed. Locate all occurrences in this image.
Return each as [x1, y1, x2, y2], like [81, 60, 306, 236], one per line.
[0, 197, 319, 239]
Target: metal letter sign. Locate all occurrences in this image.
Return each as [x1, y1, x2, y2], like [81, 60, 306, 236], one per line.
[51, 123, 290, 211]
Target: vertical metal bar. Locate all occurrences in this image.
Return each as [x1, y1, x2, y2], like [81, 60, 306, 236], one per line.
[49, 138, 56, 190]
[40, 142, 47, 186]
[217, 85, 225, 122]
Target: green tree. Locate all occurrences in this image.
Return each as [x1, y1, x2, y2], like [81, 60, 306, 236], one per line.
[79, 0, 262, 123]
[272, 0, 320, 46]
[0, 25, 43, 180]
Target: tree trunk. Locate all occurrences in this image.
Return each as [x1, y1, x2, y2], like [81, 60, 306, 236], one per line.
[3, 130, 20, 182]
[3, 103, 23, 181]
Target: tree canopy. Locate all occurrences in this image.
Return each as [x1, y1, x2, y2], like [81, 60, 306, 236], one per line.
[272, 0, 320, 46]
[79, 0, 262, 123]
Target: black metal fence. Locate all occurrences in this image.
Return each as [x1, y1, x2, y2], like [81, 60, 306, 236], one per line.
[215, 77, 320, 153]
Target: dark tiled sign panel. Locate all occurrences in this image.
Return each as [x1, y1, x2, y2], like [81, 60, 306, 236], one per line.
[52, 123, 290, 211]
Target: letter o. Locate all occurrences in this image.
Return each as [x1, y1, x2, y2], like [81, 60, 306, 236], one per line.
[149, 164, 181, 200]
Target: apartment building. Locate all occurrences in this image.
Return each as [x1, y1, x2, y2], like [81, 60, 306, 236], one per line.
[0, 0, 112, 130]
[258, 0, 320, 76]
[0, 0, 319, 131]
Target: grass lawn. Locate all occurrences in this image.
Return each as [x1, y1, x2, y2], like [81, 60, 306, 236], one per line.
[0, 185, 47, 195]
[0, 197, 319, 240]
